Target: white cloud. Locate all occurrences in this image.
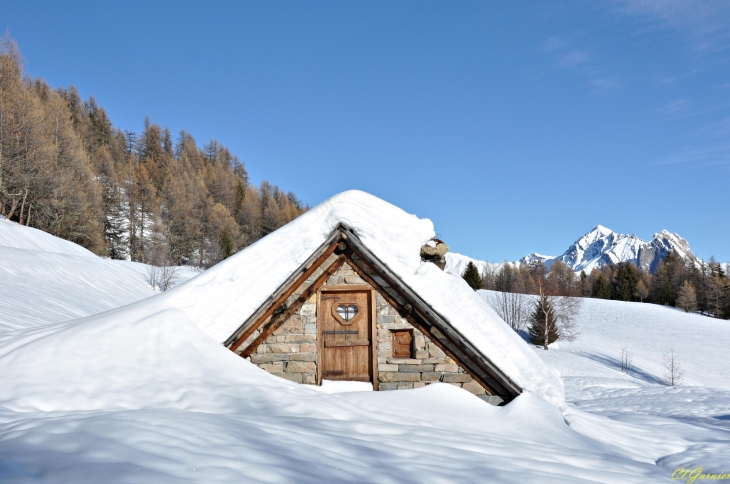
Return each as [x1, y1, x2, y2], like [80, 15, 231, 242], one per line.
[614, 0, 730, 53]
[697, 116, 730, 139]
[655, 76, 677, 85]
[539, 37, 566, 51]
[653, 143, 730, 165]
[560, 50, 589, 68]
[656, 99, 692, 116]
[589, 76, 621, 92]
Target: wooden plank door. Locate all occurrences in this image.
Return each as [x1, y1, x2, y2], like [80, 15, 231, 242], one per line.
[318, 289, 372, 383]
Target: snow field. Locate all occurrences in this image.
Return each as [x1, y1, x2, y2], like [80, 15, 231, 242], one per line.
[0, 305, 668, 483]
[1, 196, 729, 482]
[0, 216, 96, 258]
[479, 291, 730, 477]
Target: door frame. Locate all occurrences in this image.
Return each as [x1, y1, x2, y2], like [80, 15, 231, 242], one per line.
[316, 284, 378, 390]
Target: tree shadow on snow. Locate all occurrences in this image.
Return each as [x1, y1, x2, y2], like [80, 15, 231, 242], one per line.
[578, 352, 663, 385]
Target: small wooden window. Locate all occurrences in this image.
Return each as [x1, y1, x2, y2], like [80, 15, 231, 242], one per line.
[392, 330, 413, 358]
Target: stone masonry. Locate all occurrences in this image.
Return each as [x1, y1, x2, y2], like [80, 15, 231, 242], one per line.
[375, 293, 486, 395]
[243, 257, 487, 396]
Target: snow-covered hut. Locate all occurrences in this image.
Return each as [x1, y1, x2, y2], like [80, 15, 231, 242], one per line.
[164, 191, 564, 407]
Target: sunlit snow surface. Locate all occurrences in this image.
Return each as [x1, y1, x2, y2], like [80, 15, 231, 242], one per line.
[156, 190, 565, 407]
[0, 217, 198, 331]
[1, 199, 730, 482]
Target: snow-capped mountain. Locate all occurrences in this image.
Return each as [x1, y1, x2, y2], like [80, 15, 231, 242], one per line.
[516, 252, 554, 267]
[554, 225, 699, 273]
[445, 225, 700, 275]
[443, 252, 499, 279]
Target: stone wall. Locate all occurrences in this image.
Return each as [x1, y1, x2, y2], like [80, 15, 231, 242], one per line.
[247, 294, 318, 384]
[244, 258, 487, 397]
[375, 293, 486, 395]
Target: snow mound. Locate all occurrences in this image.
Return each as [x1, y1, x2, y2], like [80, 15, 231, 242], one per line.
[0, 306, 286, 413]
[0, 217, 95, 258]
[160, 190, 565, 407]
[316, 380, 374, 393]
[0, 301, 654, 483]
[0, 217, 199, 332]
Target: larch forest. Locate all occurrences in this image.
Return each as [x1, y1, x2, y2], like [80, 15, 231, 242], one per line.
[0, 35, 307, 268]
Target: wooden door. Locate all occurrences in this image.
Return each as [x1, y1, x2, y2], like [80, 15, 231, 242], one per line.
[318, 289, 373, 383]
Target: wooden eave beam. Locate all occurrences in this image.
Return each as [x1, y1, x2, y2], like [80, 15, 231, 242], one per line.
[224, 230, 345, 350]
[339, 225, 522, 400]
[239, 255, 348, 357]
[344, 249, 510, 398]
[221, 223, 521, 402]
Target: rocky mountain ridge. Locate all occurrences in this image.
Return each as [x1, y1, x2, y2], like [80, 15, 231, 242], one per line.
[446, 225, 700, 276]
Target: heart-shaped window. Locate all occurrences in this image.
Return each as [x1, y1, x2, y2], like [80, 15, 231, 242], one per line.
[336, 304, 358, 321]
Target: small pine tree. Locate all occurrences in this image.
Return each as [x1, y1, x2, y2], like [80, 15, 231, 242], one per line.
[220, 226, 234, 260]
[614, 262, 638, 301]
[462, 261, 483, 291]
[528, 294, 560, 349]
[579, 270, 591, 297]
[592, 275, 611, 299]
[676, 280, 697, 313]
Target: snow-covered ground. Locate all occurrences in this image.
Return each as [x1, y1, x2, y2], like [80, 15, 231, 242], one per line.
[479, 290, 730, 474]
[0, 217, 199, 332]
[1, 207, 729, 482]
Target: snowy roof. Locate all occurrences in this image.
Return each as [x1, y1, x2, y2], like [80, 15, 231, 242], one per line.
[161, 191, 565, 407]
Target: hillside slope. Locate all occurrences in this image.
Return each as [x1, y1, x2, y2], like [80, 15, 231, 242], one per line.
[0, 217, 95, 258]
[479, 290, 730, 471]
[0, 217, 198, 332]
[0, 204, 729, 482]
[479, 290, 729, 389]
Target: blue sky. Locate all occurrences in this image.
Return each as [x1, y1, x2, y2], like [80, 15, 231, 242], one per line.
[3, 1, 729, 261]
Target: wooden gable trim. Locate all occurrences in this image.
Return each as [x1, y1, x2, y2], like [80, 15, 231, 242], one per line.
[238, 255, 347, 357]
[336, 225, 522, 402]
[350, 257, 511, 399]
[340, 247, 510, 397]
[224, 229, 346, 350]
[224, 223, 521, 403]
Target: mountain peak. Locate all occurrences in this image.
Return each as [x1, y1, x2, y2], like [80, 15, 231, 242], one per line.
[552, 225, 697, 274]
[445, 225, 702, 278]
[590, 224, 613, 235]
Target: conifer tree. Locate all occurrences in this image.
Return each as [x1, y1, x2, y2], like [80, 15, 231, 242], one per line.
[579, 270, 592, 297]
[0, 34, 308, 265]
[547, 260, 577, 296]
[528, 293, 560, 349]
[220, 226, 234, 260]
[592, 275, 611, 299]
[462, 261, 483, 290]
[635, 279, 649, 303]
[676, 280, 697, 313]
[614, 262, 638, 301]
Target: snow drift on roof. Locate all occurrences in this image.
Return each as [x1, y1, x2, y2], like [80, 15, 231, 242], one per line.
[161, 190, 565, 407]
